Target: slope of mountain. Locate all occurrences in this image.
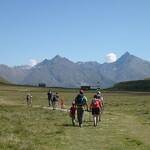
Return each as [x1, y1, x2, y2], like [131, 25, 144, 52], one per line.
[0, 52, 150, 88]
[22, 55, 113, 87]
[13, 65, 31, 70]
[99, 52, 150, 83]
[0, 76, 10, 84]
[0, 64, 30, 84]
[110, 79, 150, 91]
[22, 55, 82, 87]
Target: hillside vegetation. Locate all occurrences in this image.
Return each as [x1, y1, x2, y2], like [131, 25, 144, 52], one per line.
[111, 80, 150, 91]
[0, 76, 10, 84]
[144, 78, 150, 80]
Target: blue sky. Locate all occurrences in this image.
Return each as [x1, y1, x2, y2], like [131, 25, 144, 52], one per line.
[0, 0, 150, 66]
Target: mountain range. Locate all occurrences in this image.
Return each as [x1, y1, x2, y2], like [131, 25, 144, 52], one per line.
[0, 52, 150, 88]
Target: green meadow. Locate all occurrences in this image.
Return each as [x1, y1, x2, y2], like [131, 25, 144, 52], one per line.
[0, 84, 150, 150]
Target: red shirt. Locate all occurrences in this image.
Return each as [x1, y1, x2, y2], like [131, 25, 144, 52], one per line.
[70, 106, 76, 115]
[90, 98, 102, 108]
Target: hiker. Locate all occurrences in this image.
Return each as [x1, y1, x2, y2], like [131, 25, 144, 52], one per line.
[52, 92, 59, 110]
[75, 89, 88, 127]
[47, 90, 53, 107]
[90, 94, 102, 127]
[60, 98, 65, 109]
[96, 91, 104, 121]
[97, 91, 104, 111]
[69, 101, 76, 126]
[26, 93, 32, 106]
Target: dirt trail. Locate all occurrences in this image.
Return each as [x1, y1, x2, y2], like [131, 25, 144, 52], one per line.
[42, 106, 68, 112]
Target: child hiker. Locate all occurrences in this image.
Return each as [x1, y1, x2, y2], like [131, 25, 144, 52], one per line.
[60, 98, 65, 109]
[69, 101, 76, 126]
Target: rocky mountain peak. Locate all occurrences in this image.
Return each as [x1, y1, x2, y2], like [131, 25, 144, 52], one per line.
[0, 52, 150, 88]
[116, 51, 132, 64]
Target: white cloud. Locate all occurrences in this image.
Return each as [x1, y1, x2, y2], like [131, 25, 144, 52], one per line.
[29, 59, 38, 67]
[105, 53, 117, 63]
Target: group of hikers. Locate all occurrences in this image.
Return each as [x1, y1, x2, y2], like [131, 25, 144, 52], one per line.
[70, 89, 104, 127]
[47, 91, 60, 109]
[26, 91, 60, 109]
[26, 89, 104, 127]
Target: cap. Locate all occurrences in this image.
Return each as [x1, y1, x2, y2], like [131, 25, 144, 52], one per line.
[97, 91, 101, 95]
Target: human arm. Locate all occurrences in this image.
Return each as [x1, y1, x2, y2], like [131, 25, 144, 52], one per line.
[84, 96, 88, 110]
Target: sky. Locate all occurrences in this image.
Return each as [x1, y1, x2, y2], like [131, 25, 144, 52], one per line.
[0, 0, 150, 66]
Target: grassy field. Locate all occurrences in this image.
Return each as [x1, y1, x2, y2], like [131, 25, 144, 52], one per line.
[0, 84, 150, 150]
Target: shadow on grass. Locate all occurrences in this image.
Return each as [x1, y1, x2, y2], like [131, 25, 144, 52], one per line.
[55, 122, 96, 128]
[56, 123, 79, 127]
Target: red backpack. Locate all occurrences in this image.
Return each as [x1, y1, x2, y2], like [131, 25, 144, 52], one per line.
[91, 99, 100, 108]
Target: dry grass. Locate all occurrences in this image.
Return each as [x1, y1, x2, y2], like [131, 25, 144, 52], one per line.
[0, 84, 150, 150]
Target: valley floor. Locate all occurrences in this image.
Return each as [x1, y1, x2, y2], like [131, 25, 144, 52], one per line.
[0, 84, 150, 150]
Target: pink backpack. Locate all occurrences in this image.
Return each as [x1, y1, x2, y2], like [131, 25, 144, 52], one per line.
[91, 99, 100, 108]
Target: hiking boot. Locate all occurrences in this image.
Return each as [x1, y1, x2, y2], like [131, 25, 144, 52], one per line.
[73, 120, 75, 126]
[79, 124, 83, 128]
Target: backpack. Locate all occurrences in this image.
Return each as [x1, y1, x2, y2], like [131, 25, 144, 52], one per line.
[26, 94, 30, 100]
[48, 92, 52, 99]
[91, 99, 100, 108]
[52, 95, 59, 102]
[75, 94, 85, 106]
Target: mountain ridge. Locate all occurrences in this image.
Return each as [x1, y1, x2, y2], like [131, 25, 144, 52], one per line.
[0, 52, 150, 88]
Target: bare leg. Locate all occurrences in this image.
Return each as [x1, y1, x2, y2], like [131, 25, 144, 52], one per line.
[72, 116, 75, 126]
[93, 115, 97, 127]
[52, 101, 55, 110]
[96, 115, 99, 126]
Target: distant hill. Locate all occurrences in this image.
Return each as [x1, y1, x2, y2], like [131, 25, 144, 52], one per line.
[110, 79, 150, 91]
[22, 55, 114, 88]
[0, 52, 150, 88]
[0, 76, 10, 84]
[144, 78, 150, 80]
[0, 64, 30, 84]
[99, 52, 150, 83]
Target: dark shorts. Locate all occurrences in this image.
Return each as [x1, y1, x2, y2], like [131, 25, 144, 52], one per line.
[92, 108, 100, 115]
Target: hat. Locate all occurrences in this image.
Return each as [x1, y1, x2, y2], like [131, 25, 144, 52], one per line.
[97, 91, 101, 95]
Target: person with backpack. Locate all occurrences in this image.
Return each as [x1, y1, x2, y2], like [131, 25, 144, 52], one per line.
[75, 89, 88, 127]
[69, 101, 76, 126]
[97, 91, 104, 113]
[47, 90, 53, 107]
[26, 93, 32, 107]
[52, 92, 59, 110]
[90, 94, 102, 127]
